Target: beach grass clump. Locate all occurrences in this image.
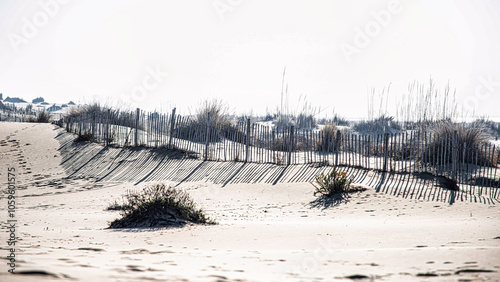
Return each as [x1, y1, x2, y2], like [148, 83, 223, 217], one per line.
[320, 115, 350, 127]
[312, 168, 354, 196]
[194, 98, 231, 128]
[65, 102, 147, 132]
[65, 102, 104, 118]
[353, 115, 401, 134]
[36, 109, 51, 123]
[421, 121, 498, 167]
[473, 118, 500, 139]
[27, 109, 51, 123]
[315, 123, 339, 151]
[176, 99, 236, 143]
[108, 183, 215, 228]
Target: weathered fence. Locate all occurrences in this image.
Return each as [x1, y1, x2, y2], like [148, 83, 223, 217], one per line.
[0, 108, 36, 122]
[62, 108, 500, 194]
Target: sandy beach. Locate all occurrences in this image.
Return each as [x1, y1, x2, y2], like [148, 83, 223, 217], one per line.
[1, 122, 499, 281]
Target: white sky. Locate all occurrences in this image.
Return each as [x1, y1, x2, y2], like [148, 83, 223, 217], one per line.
[0, 0, 499, 119]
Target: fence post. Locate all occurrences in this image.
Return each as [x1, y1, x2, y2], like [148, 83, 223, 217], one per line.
[245, 118, 250, 163]
[91, 112, 96, 140]
[78, 115, 82, 137]
[288, 125, 294, 165]
[383, 133, 389, 172]
[106, 109, 110, 146]
[168, 107, 176, 149]
[451, 130, 458, 181]
[272, 128, 276, 164]
[335, 130, 341, 166]
[135, 108, 140, 147]
[204, 112, 211, 161]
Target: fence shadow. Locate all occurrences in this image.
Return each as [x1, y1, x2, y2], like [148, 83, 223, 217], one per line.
[55, 128, 499, 205]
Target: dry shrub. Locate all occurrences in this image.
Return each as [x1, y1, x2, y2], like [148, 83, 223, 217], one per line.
[312, 168, 354, 196]
[108, 183, 215, 228]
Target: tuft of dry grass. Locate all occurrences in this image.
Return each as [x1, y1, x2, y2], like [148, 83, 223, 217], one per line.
[194, 98, 231, 127]
[36, 109, 51, 123]
[312, 168, 354, 196]
[420, 121, 498, 167]
[315, 123, 339, 151]
[27, 109, 51, 123]
[108, 183, 215, 228]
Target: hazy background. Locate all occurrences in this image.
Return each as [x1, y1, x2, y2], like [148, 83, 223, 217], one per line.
[1, 0, 499, 119]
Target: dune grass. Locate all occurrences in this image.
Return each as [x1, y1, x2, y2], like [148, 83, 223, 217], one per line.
[26, 109, 51, 123]
[421, 121, 498, 167]
[312, 168, 355, 196]
[108, 183, 215, 228]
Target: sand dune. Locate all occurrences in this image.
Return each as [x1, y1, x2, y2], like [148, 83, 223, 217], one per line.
[1, 122, 499, 281]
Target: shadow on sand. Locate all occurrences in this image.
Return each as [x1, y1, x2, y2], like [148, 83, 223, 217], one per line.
[55, 128, 499, 205]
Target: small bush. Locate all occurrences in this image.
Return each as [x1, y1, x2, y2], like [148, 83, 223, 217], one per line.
[312, 168, 354, 196]
[108, 183, 215, 228]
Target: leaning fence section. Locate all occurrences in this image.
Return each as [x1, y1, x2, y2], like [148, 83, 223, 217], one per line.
[62, 108, 500, 195]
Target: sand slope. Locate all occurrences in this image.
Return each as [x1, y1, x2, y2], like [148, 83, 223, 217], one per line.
[0, 123, 499, 281]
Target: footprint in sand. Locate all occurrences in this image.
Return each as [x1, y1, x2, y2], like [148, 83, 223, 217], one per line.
[15, 270, 60, 278]
[77, 247, 105, 252]
[126, 265, 146, 272]
[344, 274, 370, 280]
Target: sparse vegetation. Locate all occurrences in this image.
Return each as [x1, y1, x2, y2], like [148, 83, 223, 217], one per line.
[108, 183, 215, 228]
[312, 168, 355, 196]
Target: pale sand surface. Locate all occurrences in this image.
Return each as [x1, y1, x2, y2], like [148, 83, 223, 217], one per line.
[0, 122, 499, 281]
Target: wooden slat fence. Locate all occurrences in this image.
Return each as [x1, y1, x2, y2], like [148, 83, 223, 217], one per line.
[58, 107, 499, 195]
